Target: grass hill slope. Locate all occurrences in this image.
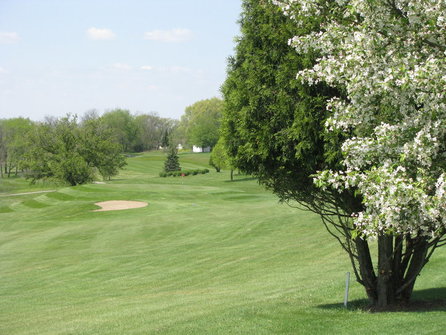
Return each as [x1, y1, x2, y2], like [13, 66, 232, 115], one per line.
[1, 152, 445, 334]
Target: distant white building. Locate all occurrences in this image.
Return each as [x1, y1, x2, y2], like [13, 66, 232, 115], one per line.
[192, 145, 211, 153]
[158, 143, 183, 150]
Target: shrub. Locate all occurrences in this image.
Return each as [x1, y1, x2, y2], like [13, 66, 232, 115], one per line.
[159, 168, 209, 178]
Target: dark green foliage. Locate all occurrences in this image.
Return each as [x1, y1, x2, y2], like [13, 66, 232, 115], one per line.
[163, 146, 181, 172]
[161, 129, 170, 149]
[80, 118, 127, 181]
[24, 115, 126, 185]
[221, 0, 345, 210]
[23, 116, 94, 186]
[159, 168, 209, 178]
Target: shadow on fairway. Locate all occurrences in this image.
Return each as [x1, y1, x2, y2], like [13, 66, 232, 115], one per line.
[317, 287, 446, 312]
[224, 177, 257, 183]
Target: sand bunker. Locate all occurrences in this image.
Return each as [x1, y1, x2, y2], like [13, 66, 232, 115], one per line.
[93, 200, 148, 212]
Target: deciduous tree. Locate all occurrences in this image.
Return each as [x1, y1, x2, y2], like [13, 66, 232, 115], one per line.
[0, 118, 34, 177]
[79, 118, 127, 180]
[100, 109, 138, 152]
[24, 115, 126, 185]
[209, 138, 235, 180]
[183, 98, 223, 149]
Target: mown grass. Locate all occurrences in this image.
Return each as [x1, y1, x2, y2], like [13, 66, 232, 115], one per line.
[1, 151, 445, 334]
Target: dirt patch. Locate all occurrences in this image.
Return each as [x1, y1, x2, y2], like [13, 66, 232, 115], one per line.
[93, 200, 148, 212]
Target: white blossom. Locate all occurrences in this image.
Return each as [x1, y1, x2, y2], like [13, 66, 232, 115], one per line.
[279, 0, 446, 237]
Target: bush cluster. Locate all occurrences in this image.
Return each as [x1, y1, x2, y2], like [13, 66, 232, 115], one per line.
[159, 169, 209, 178]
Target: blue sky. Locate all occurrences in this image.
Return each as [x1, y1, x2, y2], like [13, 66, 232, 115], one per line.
[0, 0, 242, 121]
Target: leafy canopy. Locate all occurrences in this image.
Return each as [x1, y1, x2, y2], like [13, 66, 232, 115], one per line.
[182, 98, 223, 149]
[24, 115, 126, 185]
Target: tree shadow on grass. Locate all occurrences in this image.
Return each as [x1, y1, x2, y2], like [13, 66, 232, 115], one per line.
[224, 177, 258, 183]
[317, 287, 446, 312]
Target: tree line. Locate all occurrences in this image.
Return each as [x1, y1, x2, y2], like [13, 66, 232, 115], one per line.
[0, 99, 227, 185]
[0, 109, 178, 185]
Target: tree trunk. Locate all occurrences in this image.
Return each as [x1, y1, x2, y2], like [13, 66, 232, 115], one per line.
[398, 238, 429, 302]
[376, 234, 395, 307]
[355, 237, 377, 304]
[7, 161, 12, 178]
[353, 234, 432, 308]
[230, 169, 234, 181]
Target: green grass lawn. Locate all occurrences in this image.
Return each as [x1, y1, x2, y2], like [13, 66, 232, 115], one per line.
[1, 151, 445, 334]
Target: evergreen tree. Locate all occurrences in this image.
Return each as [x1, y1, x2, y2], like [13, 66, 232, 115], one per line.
[164, 146, 181, 172]
[222, 0, 342, 204]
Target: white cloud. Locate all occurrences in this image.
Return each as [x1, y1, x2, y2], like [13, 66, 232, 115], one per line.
[140, 65, 153, 71]
[143, 28, 193, 42]
[0, 66, 7, 74]
[0, 32, 20, 44]
[86, 27, 115, 40]
[111, 63, 132, 70]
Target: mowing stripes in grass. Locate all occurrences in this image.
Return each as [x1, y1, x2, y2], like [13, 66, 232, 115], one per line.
[1, 152, 446, 334]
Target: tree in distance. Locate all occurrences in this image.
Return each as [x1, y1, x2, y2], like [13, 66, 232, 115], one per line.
[24, 116, 94, 185]
[79, 118, 127, 181]
[179, 97, 223, 150]
[135, 113, 178, 151]
[24, 115, 126, 185]
[100, 109, 138, 152]
[0, 117, 34, 178]
[164, 145, 181, 172]
[223, 0, 446, 308]
[209, 137, 235, 180]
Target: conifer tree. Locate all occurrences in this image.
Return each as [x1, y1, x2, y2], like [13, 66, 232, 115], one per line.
[164, 145, 181, 172]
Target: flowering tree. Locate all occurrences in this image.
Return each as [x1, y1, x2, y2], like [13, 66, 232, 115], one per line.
[273, 0, 446, 307]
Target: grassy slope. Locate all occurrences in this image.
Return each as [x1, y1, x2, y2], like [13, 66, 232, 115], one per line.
[0, 151, 445, 334]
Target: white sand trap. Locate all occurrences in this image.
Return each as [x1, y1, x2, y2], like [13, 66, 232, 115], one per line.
[93, 200, 148, 212]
